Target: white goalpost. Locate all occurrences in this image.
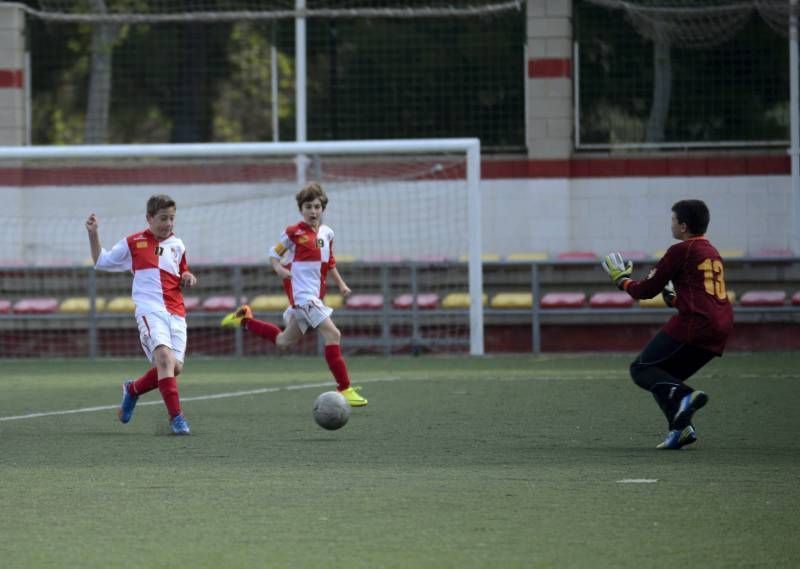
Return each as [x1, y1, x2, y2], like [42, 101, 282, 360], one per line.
[0, 139, 484, 356]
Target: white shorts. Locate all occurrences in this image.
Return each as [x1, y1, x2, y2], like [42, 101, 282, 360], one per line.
[136, 310, 187, 363]
[283, 298, 333, 334]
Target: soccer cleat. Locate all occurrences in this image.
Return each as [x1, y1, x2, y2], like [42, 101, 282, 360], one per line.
[117, 380, 138, 424]
[220, 304, 253, 328]
[672, 390, 709, 430]
[338, 386, 368, 407]
[170, 414, 191, 435]
[656, 425, 697, 450]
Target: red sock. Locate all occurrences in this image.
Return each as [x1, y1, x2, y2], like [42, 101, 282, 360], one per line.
[245, 318, 280, 343]
[325, 344, 351, 391]
[158, 376, 182, 418]
[129, 367, 159, 396]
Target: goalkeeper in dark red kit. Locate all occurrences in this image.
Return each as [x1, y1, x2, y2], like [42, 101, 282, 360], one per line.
[602, 199, 733, 450]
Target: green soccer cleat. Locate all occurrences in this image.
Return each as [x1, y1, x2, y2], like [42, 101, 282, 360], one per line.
[220, 304, 253, 328]
[338, 386, 368, 407]
[656, 425, 697, 450]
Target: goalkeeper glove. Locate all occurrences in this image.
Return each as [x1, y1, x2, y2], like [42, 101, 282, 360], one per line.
[601, 252, 633, 290]
[662, 281, 676, 307]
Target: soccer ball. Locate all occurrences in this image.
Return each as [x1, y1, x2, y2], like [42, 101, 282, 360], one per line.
[313, 391, 350, 430]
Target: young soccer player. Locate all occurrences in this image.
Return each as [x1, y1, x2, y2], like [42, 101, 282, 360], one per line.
[220, 181, 367, 407]
[85, 194, 197, 435]
[601, 199, 733, 449]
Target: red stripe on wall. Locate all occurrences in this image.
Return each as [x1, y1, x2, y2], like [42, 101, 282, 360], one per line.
[528, 58, 571, 79]
[0, 155, 789, 186]
[0, 69, 23, 88]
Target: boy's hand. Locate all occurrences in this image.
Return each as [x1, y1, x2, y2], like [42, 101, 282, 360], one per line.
[339, 283, 352, 297]
[180, 271, 197, 289]
[85, 213, 98, 234]
[601, 252, 633, 289]
[276, 266, 292, 280]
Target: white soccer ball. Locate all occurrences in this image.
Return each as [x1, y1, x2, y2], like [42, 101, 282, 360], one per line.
[313, 391, 350, 430]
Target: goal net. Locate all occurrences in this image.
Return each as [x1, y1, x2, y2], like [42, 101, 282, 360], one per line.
[0, 139, 483, 358]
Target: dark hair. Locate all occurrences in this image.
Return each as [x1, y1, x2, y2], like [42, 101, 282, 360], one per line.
[147, 194, 176, 217]
[672, 199, 709, 235]
[295, 181, 328, 211]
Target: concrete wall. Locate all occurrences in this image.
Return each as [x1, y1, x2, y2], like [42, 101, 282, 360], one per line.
[0, 3, 26, 146]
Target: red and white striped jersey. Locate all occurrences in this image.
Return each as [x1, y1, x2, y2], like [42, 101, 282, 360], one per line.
[270, 222, 336, 306]
[95, 229, 189, 317]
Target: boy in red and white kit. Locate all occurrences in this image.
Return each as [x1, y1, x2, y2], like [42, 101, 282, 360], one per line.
[86, 194, 197, 434]
[602, 199, 733, 450]
[221, 182, 367, 407]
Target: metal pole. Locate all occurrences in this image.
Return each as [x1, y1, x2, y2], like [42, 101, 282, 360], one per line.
[791, 2, 800, 254]
[88, 267, 98, 358]
[531, 263, 541, 355]
[233, 265, 244, 357]
[381, 264, 391, 356]
[271, 23, 279, 142]
[295, 0, 308, 185]
[466, 141, 484, 355]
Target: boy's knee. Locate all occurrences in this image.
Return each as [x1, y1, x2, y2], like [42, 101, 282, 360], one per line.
[629, 360, 647, 389]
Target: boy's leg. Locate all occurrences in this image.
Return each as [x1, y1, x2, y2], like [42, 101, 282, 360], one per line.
[629, 331, 714, 428]
[118, 367, 159, 423]
[318, 318, 367, 407]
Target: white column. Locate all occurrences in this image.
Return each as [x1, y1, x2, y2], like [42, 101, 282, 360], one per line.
[0, 3, 26, 146]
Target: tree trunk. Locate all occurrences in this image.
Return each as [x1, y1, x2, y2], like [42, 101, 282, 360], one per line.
[646, 40, 671, 143]
[84, 0, 116, 144]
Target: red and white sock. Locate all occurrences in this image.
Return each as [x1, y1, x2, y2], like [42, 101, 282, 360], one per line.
[129, 367, 159, 396]
[158, 376, 182, 418]
[325, 344, 351, 391]
[245, 318, 280, 344]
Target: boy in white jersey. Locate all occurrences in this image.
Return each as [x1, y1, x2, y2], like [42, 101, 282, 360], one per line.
[86, 194, 197, 434]
[220, 182, 367, 407]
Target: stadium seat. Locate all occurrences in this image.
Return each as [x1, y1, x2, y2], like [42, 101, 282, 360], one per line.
[345, 294, 384, 309]
[106, 296, 135, 313]
[392, 293, 440, 310]
[718, 249, 745, 259]
[792, 292, 800, 306]
[739, 290, 787, 307]
[506, 252, 548, 262]
[13, 297, 59, 314]
[490, 292, 533, 309]
[458, 253, 501, 263]
[556, 251, 596, 261]
[589, 291, 634, 308]
[540, 292, 586, 309]
[333, 254, 356, 263]
[653, 250, 667, 259]
[0, 299, 11, 313]
[619, 250, 650, 261]
[202, 296, 239, 312]
[324, 294, 343, 309]
[59, 297, 107, 313]
[250, 294, 289, 311]
[727, 290, 737, 304]
[639, 295, 668, 308]
[753, 248, 793, 258]
[183, 296, 201, 312]
[441, 292, 487, 309]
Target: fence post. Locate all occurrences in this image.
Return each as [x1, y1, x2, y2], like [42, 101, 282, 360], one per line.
[531, 263, 541, 355]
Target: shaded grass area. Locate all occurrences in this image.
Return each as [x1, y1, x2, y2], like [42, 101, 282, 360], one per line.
[1, 353, 799, 568]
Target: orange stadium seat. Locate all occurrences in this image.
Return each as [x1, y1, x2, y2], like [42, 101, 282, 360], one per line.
[441, 292, 487, 309]
[490, 292, 533, 309]
[106, 296, 135, 313]
[589, 291, 634, 308]
[345, 294, 384, 309]
[13, 297, 59, 314]
[202, 296, 240, 312]
[250, 294, 289, 311]
[540, 292, 586, 309]
[59, 297, 107, 313]
[392, 293, 440, 310]
[739, 291, 786, 307]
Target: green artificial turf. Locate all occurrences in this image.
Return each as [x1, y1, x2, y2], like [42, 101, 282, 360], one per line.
[1, 353, 798, 568]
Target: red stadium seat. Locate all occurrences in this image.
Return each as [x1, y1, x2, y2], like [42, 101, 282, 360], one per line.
[619, 250, 650, 261]
[589, 291, 634, 308]
[345, 294, 384, 309]
[753, 248, 793, 258]
[183, 296, 201, 312]
[392, 293, 440, 310]
[13, 297, 59, 314]
[792, 292, 800, 306]
[0, 299, 11, 313]
[540, 292, 586, 309]
[739, 291, 787, 307]
[557, 251, 596, 261]
[202, 296, 240, 312]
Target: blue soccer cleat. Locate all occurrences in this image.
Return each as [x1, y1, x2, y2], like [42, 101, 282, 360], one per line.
[672, 390, 709, 430]
[656, 425, 697, 450]
[117, 380, 138, 424]
[170, 414, 191, 435]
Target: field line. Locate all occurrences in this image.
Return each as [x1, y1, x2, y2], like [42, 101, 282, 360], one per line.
[0, 376, 401, 422]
